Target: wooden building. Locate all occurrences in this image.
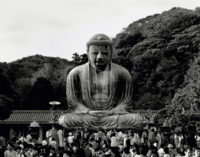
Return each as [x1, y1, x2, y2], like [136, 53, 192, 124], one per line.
[0, 110, 67, 140]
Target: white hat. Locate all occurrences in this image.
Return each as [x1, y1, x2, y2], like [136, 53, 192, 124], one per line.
[167, 143, 173, 148]
[42, 140, 47, 146]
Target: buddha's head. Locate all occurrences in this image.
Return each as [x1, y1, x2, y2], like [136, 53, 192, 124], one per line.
[87, 34, 113, 72]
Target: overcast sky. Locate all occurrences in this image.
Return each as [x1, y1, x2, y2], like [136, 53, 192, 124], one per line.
[0, 0, 199, 62]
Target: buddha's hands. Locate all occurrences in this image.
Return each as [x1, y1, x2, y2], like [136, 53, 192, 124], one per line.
[110, 105, 128, 114]
[73, 105, 90, 114]
[88, 110, 113, 116]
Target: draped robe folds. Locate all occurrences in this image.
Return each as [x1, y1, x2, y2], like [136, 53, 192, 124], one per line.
[59, 62, 145, 128]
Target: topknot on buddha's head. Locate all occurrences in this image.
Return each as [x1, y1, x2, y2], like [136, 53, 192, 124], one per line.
[86, 34, 112, 51]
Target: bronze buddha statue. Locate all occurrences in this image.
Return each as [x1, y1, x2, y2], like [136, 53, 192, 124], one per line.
[59, 34, 145, 128]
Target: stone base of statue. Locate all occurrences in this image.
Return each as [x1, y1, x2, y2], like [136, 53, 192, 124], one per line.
[59, 110, 146, 129]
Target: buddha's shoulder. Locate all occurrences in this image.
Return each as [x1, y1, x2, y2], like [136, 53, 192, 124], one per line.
[68, 63, 88, 76]
[111, 63, 130, 75]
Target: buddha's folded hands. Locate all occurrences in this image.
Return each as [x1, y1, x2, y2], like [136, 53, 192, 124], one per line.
[88, 110, 113, 116]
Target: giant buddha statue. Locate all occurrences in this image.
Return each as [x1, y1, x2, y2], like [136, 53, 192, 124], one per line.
[59, 34, 145, 128]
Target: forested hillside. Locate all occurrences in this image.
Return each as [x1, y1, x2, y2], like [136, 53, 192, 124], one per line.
[0, 7, 200, 119]
[113, 7, 200, 110]
[0, 55, 74, 119]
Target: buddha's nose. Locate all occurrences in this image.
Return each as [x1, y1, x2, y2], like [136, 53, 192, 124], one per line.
[97, 52, 103, 59]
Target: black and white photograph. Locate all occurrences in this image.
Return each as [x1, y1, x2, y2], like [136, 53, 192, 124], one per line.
[0, 0, 200, 157]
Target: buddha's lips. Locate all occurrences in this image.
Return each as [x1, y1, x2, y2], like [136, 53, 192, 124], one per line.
[95, 62, 107, 67]
[95, 59, 106, 64]
[95, 62, 105, 65]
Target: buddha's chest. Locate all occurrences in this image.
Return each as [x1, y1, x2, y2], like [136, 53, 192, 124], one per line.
[90, 71, 110, 100]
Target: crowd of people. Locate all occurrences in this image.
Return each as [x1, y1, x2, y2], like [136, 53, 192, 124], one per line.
[1, 124, 200, 157]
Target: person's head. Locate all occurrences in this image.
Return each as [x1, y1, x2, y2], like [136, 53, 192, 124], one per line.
[16, 146, 22, 153]
[111, 132, 116, 137]
[63, 150, 71, 157]
[131, 144, 137, 152]
[7, 142, 15, 150]
[177, 147, 185, 156]
[186, 148, 193, 157]
[72, 145, 77, 152]
[42, 140, 47, 146]
[164, 147, 169, 154]
[195, 147, 200, 157]
[167, 143, 174, 152]
[87, 34, 113, 72]
[28, 144, 34, 151]
[49, 146, 56, 154]
[52, 138, 55, 141]
[124, 147, 130, 154]
[139, 144, 148, 156]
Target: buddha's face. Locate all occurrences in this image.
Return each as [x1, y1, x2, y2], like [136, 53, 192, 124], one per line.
[88, 44, 112, 71]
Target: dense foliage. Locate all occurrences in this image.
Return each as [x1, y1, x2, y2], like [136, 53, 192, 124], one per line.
[113, 7, 200, 110]
[0, 55, 74, 115]
[155, 51, 200, 126]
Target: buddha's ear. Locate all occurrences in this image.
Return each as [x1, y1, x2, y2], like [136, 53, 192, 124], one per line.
[109, 45, 113, 61]
[86, 46, 89, 54]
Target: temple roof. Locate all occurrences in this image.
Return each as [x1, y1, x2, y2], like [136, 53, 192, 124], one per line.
[0, 110, 67, 124]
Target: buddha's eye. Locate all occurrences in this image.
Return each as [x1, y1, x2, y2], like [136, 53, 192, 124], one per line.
[92, 51, 98, 55]
[102, 51, 108, 55]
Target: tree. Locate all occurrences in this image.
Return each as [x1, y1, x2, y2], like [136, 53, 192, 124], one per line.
[195, 7, 200, 14]
[0, 65, 16, 96]
[0, 63, 18, 113]
[72, 53, 80, 66]
[172, 52, 200, 112]
[113, 7, 200, 110]
[155, 52, 200, 126]
[79, 54, 88, 65]
[0, 95, 13, 120]
[28, 77, 54, 109]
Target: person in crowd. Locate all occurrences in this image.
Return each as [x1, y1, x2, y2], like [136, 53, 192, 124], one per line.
[156, 131, 162, 148]
[151, 147, 159, 157]
[67, 132, 74, 146]
[122, 147, 132, 157]
[149, 129, 156, 146]
[84, 143, 93, 157]
[135, 144, 147, 157]
[110, 133, 119, 148]
[63, 150, 71, 157]
[167, 143, 176, 157]
[163, 147, 170, 157]
[49, 138, 57, 149]
[185, 147, 194, 157]
[0, 136, 6, 157]
[194, 147, 200, 157]
[57, 128, 64, 148]
[24, 144, 38, 157]
[25, 132, 32, 144]
[4, 142, 16, 157]
[158, 144, 165, 157]
[49, 147, 57, 157]
[130, 144, 138, 157]
[16, 146, 25, 157]
[103, 144, 112, 157]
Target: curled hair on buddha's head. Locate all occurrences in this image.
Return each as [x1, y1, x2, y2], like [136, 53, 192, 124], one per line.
[86, 33, 113, 53]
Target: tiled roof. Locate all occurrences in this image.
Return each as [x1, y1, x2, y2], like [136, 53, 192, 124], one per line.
[0, 110, 67, 124]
